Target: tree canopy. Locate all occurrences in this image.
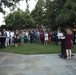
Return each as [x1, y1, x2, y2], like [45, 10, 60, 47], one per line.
[0, 0, 32, 14]
[0, 0, 19, 13]
[56, 0, 76, 27]
[4, 9, 33, 29]
[1, 0, 76, 30]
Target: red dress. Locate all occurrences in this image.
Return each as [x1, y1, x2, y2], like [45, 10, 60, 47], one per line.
[65, 34, 73, 49]
[48, 32, 51, 42]
[40, 32, 43, 41]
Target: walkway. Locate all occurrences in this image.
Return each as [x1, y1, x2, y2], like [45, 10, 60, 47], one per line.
[0, 52, 76, 75]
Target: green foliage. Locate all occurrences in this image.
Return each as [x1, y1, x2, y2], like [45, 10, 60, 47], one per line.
[56, 0, 76, 27]
[1, 0, 76, 30]
[31, 0, 45, 25]
[4, 9, 33, 29]
[49, 0, 66, 29]
[31, 0, 67, 30]
[0, 0, 17, 13]
[0, 0, 36, 13]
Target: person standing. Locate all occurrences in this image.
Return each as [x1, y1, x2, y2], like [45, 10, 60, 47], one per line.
[44, 31, 48, 46]
[40, 30, 43, 44]
[65, 28, 73, 60]
[14, 30, 19, 47]
[1, 29, 7, 48]
[5, 29, 10, 46]
[36, 30, 40, 43]
[20, 30, 25, 46]
[48, 30, 51, 43]
[10, 30, 14, 45]
[57, 30, 63, 46]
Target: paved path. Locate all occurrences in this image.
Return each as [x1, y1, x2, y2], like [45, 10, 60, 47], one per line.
[0, 52, 76, 75]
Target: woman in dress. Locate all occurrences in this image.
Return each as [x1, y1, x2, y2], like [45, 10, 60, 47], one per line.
[65, 28, 73, 59]
[20, 30, 25, 46]
[14, 30, 19, 47]
[44, 31, 48, 46]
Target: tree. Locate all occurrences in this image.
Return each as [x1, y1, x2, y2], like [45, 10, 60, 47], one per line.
[56, 0, 76, 28]
[43, 0, 52, 26]
[4, 9, 33, 29]
[49, 0, 66, 30]
[0, 0, 37, 14]
[31, 0, 45, 26]
[31, 0, 67, 30]
[0, 0, 20, 13]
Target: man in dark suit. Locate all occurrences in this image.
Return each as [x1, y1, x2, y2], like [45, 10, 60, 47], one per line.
[0, 29, 7, 48]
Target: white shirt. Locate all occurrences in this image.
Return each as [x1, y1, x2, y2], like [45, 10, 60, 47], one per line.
[6, 31, 10, 37]
[57, 32, 63, 39]
[10, 32, 14, 37]
[25, 31, 29, 37]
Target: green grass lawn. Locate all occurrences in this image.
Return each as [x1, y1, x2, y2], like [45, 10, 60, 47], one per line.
[0, 43, 76, 54]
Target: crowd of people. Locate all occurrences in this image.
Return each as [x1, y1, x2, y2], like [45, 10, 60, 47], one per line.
[0, 27, 75, 60]
[0, 28, 54, 47]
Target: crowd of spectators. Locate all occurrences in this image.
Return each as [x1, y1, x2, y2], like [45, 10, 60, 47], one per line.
[0, 27, 75, 48]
